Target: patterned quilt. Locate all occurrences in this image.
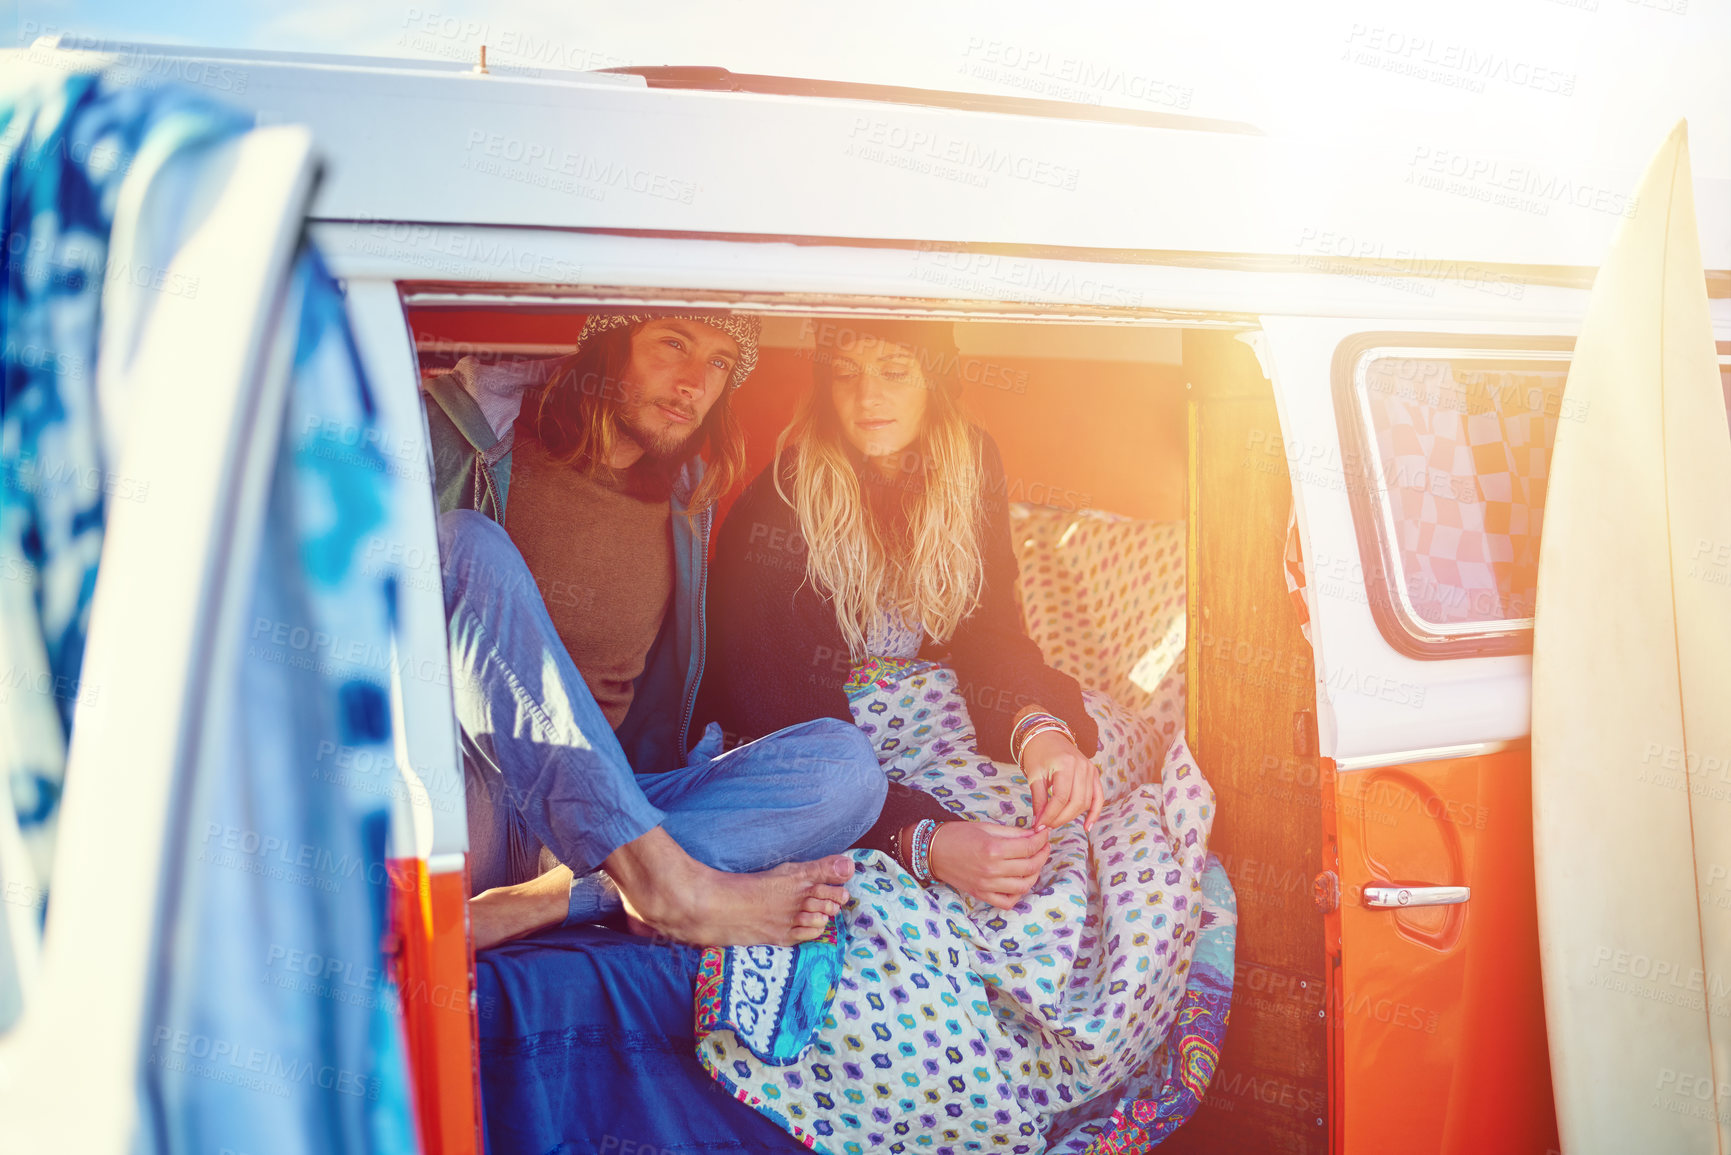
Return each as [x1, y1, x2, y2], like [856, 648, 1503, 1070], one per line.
[697, 656, 1222, 1153]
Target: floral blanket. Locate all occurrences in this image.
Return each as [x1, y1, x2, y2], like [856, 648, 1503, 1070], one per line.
[696, 657, 1228, 1152]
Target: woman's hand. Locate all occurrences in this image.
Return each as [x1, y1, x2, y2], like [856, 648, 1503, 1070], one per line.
[924, 821, 1050, 910]
[1022, 729, 1103, 832]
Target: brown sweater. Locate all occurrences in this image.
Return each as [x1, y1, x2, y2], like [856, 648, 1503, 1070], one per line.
[502, 432, 674, 731]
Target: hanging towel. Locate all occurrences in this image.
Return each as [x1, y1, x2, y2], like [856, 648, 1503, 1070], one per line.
[0, 67, 415, 1155]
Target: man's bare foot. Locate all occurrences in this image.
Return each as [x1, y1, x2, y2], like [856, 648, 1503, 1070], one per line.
[469, 864, 574, 951]
[623, 884, 845, 947]
[604, 828, 854, 947]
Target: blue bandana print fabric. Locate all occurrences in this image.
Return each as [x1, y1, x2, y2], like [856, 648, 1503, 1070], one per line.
[1, 68, 414, 1153]
[0, 67, 247, 898]
[697, 918, 850, 1066]
[698, 659, 1233, 1153]
[142, 246, 416, 1155]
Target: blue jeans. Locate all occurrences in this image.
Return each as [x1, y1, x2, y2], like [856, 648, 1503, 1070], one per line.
[439, 510, 884, 924]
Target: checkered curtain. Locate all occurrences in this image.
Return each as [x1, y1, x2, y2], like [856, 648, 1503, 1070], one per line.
[1364, 369, 1562, 625]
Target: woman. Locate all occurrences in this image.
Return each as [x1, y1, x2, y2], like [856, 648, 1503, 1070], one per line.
[694, 319, 1229, 1150]
[700, 317, 1102, 906]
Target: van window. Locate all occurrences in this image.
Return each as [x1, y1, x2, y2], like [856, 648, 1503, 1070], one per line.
[1334, 336, 1572, 657]
[1337, 337, 1731, 658]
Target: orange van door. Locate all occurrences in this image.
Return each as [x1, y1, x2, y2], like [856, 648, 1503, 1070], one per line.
[1256, 319, 1564, 1155]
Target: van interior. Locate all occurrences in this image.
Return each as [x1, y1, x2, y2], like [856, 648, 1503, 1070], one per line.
[407, 299, 1329, 1155]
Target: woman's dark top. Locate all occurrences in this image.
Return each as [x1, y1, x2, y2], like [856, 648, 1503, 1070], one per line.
[696, 428, 1099, 852]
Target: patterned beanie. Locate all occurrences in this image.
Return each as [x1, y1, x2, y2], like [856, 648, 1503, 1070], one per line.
[575, 312, 761, 389]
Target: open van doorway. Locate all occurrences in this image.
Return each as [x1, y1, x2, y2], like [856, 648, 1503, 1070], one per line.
[403, 297, 1329, 1155]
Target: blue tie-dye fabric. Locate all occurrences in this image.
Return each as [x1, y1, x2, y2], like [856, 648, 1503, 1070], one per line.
[0, 69, 247, 896]
[1, 69, 413, 1154]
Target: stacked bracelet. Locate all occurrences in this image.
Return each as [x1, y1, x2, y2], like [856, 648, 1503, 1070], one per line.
[1011, 710, 1074, 765]
[908, 818, 939, 884]
[890, 818, 942, 884]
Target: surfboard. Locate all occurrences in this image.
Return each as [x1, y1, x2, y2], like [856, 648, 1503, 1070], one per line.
[1532, 121, 1731, 1155]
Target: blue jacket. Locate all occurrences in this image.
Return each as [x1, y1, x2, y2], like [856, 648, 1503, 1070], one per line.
[422, 360, 708, 773]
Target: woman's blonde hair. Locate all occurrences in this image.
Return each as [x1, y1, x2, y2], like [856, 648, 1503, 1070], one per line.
[775, 325, 985, 660]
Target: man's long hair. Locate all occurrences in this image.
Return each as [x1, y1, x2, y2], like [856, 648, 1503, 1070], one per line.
[529, 322, 745, 515]
[774, 338, 985, 661]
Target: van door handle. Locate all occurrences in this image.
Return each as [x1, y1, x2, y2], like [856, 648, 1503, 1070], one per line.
[1362, 885, 1469, 909]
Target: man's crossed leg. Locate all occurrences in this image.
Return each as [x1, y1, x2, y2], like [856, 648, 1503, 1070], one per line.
[440, 509, 884, 949]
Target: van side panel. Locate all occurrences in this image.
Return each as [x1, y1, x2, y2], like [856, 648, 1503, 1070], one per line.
[1334, 748, 1557, 1155]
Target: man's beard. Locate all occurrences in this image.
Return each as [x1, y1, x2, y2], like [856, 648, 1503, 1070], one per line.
[617, 390, 704, 462]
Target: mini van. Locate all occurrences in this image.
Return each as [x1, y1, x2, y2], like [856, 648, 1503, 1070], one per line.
[2, 35, 1727, 1155]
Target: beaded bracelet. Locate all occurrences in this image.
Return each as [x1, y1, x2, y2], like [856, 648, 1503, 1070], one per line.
[890, 818, 941, 884]
[908, 818, 939, 884]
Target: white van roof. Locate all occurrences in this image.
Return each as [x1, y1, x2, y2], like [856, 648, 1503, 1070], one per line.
[9, 38, 1729, 281]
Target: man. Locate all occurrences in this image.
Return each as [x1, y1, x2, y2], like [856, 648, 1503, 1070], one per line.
[425, 311, 884, 949]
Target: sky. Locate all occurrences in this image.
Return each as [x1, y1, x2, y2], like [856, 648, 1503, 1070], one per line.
[8, 0, 1729, 181]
